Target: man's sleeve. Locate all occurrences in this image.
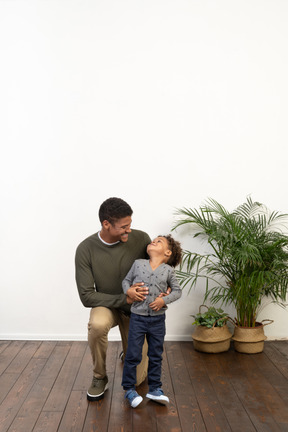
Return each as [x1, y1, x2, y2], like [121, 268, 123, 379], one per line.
[75, 244, 127, 309]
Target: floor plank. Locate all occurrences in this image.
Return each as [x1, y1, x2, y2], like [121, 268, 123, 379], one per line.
[82, 341, 119, 432]
[166, 342, 206, 432]
[42, 341, 86, 412]
[221, 350, 282, 432]
[0, 341, 27, 375]
[0, 357, 46, 432]
[7, 342, 71, 432]
[181, 343, 232, 431]
[57, 390, 87, 432]
[0, 340, 287, 432]
[203, 353, 256, 432]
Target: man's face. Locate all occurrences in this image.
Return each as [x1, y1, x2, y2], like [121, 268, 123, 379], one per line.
[106, 216, 132, 243]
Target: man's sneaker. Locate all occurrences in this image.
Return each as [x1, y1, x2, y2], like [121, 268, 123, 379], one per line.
[87, 376, 108, 401]
[125, 389, 143, 408]
[146, 388, 169, 405]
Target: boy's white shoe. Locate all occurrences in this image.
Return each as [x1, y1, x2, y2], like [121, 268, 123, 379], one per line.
[146, 388, 169, 405]
[125, 389, 143, 408]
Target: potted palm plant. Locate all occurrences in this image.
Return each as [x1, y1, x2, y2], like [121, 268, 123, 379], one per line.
[191, 305, 232, 353]
[172, 197, 288, 353]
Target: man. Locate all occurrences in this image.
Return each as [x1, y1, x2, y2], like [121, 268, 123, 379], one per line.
[75, 197, 151, 401]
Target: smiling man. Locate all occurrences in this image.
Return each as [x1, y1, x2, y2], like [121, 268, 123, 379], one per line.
[75, 197, 151, 402]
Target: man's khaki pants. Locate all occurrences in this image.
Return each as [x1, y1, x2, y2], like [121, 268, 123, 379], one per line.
[88, 307, 148, 386]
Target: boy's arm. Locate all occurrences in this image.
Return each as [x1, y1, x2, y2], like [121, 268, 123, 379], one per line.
[122, 262, 136, 294]
[122, 261, 149, 302]
[161, 270, 182, 305]
[149, 269, 182, 311]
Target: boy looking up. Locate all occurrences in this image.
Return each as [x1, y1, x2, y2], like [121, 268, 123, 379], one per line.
[121, 234, 182, 408]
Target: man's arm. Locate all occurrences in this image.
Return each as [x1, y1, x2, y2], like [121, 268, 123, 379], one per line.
[75, 246, 127, 309]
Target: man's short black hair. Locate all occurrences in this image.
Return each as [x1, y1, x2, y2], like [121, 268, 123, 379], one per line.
[99, 197, 133, 224]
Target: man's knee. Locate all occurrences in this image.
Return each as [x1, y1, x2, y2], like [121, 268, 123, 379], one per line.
[88, 320, 111, 338]
[88, 307, 115, 338]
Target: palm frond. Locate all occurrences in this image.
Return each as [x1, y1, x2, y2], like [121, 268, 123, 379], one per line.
[174, 197, 288, 327]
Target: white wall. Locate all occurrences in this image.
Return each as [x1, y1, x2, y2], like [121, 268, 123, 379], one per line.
[1, 0, 288, 341]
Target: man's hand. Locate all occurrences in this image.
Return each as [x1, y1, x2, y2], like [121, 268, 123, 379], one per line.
[149, 297, 165, 312]
[157, 287, 172, 298]
[126, 295, 133, 305]
[126, 282, 149, 303]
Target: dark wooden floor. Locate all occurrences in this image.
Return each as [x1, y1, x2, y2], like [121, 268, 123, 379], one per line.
[0, 340, 288, 432]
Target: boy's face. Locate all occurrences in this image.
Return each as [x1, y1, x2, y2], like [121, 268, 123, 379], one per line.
[147, 236, 172, 259]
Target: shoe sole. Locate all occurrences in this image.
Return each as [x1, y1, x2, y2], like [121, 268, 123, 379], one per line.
[131, 396, 143, 408]
[87, 383, 108, 402]
[146, 393, 169, 406]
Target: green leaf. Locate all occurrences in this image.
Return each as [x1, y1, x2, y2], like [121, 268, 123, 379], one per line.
[173, 197, 288, 327]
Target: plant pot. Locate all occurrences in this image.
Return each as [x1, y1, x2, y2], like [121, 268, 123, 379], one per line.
[232, 320, 273, 354]
[192, 324, 232, 353]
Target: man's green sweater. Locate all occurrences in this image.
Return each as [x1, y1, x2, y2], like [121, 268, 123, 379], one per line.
[75, 229, 151, 313]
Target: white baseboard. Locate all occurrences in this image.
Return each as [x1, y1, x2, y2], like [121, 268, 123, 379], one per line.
[0, 334, 286, 342]
[0, 334, 88, 341]
[0, 333, 193, 341]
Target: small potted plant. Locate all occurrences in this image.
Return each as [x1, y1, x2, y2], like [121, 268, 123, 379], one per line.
[173, 197, 288, 353]
[191, 305, 232, 353]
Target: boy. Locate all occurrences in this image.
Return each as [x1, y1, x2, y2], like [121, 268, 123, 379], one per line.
[121, 234, 182, 408]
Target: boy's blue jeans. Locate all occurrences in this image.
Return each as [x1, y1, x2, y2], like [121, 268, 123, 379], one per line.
[122, 313, 166, 391]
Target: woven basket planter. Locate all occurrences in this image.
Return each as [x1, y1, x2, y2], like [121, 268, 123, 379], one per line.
[232, 320, 273, 354]
[192, 324, 232, 353]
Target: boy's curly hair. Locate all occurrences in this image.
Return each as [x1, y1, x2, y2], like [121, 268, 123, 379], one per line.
[160, 234, 182, 268]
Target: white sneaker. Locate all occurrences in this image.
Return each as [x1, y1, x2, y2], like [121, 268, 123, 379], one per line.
[146, 388, 169, 405]
[125, 389, 143, 408]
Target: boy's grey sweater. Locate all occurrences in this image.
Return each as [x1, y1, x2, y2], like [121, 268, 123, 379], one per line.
[122, 259, 182, 316]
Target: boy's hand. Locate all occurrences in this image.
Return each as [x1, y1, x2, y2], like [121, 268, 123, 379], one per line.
[149, 297, 165, 312]
[126, 283, 149, 302]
